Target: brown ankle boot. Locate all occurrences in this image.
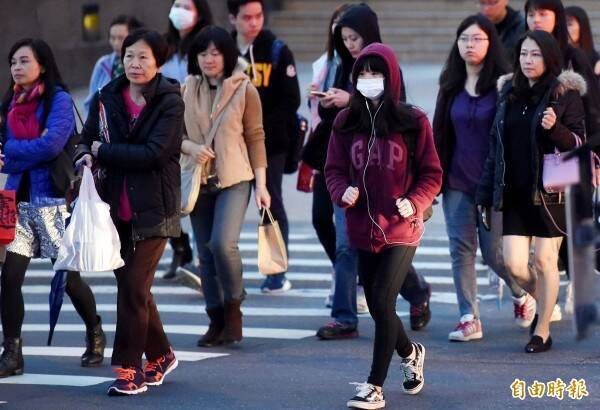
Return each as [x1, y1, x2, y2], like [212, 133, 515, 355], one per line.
[197, 306, 225, 347]
[223, 300, 243, 344]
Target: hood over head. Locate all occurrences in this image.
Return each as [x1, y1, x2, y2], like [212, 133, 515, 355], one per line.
[352, 43, 402, 103]
[333, 4, 382, 67]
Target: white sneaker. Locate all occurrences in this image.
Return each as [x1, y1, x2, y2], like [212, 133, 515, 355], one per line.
[357, 285, 369, 314]
[551, 303, 562, 322]
[513, 294, 536, 328]
[346, 382, 385, 409]
[448, 314, 483, 342]
[175, 265, 203, 294]
[564, 282, 574, 315]
[400, 342, 426, 395]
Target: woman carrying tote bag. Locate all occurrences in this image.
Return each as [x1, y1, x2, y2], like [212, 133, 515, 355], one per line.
[180, 26, 269, 347]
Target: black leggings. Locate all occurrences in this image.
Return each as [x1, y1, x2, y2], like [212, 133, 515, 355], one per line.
[1, 252, 99, 338]
[312, 172, 336, 264]
[358, 246, 416, 387]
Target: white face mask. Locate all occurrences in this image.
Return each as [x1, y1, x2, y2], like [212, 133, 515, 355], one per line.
[169, 7, 197, 31]
[356, 77, 384, 100]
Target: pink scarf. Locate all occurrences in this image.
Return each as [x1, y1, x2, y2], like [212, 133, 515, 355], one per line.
[7, 81, 45, 140]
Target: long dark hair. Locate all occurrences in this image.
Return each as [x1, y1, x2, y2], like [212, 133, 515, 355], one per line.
[338, 55, 419, 141]
[333, 4, 382, 89]
[165, 0, 214, 60]
[512, 30, 563, 95]
[439, 14, 508, 97]
[565, 6, 598, 59]
[1, 38, 67, 124]
[188, 26, 240, 78]
[326, 4, 351, 61]
[525, 0, 569, 56]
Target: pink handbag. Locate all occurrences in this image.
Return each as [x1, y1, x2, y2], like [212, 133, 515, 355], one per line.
[542, 148, 581, 193]
[541, 133, 597, 193]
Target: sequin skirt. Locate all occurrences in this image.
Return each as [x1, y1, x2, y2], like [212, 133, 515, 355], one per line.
[6, 202, 69, 259]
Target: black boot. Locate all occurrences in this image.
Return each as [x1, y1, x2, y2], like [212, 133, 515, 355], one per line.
[81, 316, 106, 367]
[197, 306, 225, 347]
[223, 300, 243, 344]
[164, 233, 193, 279]
[0, 337, 24, 378]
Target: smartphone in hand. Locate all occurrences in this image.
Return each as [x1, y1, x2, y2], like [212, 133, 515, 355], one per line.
[309, 90, 328, 98]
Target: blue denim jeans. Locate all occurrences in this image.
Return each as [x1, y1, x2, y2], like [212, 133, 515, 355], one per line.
[331, 204, 358, 327]
[190, 181, 251, 309]
[442, 189, 525, 318]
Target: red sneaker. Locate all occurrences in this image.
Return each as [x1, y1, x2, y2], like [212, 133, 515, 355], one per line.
[448, 315, 483, 342]
[513, 294, 536, 328]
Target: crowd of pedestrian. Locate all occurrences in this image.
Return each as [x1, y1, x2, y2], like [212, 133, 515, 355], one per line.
[0, 0, 598, 408]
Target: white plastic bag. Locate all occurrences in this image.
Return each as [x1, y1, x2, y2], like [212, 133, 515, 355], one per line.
[54, 167, 125, 272]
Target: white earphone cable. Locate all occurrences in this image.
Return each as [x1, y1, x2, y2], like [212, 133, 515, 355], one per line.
[361, 98, 425, 246]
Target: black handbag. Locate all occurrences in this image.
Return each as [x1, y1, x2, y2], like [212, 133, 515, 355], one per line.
[50, 103, 82, 198]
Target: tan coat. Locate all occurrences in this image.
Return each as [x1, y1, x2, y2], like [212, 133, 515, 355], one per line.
[181, 62, 266, 189]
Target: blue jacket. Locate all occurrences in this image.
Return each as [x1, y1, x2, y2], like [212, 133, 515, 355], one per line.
[84, 52, 118, 114]
[1, 89, 75, 206]
[160, 53, 188, 84]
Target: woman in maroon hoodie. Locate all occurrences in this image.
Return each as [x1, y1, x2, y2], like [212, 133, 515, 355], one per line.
[325, 43, 442, 409]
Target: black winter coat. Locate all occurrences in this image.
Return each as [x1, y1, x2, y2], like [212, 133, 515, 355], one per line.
[476, 71, 586, 210]
[496, 7, 525, 64]
[75, 74, 184, 241]
[234, 29, 301, 156]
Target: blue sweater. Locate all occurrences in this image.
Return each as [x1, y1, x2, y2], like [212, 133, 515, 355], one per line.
[2, 89, 74, 206]
[84, 52, 118, 114]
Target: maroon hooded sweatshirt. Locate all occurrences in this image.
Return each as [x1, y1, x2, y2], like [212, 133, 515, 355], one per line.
[324, 43, 442, 253]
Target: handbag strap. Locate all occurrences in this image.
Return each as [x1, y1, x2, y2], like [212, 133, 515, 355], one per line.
[98, 92, 110, 143]
[259, 207, 276, 226]
[72, 101, 84, 132]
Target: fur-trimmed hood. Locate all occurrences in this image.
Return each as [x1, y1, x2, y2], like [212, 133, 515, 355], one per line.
[496, 70, 587, 96]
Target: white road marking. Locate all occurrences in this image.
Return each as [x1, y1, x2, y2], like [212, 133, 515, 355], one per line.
[0, 373, 112, 387]
[22, 302, 408, 317]
[20, 271, 488, 283]
[237, 243, 459, 256]
[239, 232, 450, 242]
[20, 324, 315, 339]
[21, 347, 228, 362]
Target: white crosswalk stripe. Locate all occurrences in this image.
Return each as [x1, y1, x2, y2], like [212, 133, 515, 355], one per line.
[23, 303, 409, 317]
[21, 324, 316, 340]
[4, 225, 523, 387]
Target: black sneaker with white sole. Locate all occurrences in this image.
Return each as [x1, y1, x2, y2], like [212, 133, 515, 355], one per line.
[400, 342, 425, 395]
[346, 382, 385, 409]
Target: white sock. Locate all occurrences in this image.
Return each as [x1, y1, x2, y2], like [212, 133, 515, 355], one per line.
[512, 294, 527, 306]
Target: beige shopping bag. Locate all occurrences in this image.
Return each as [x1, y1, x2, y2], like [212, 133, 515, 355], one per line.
[257, 208, 288, 275]
[180, 153, 208, 215]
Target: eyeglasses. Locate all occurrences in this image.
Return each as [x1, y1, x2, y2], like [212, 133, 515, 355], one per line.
[458, 36, 489, 44]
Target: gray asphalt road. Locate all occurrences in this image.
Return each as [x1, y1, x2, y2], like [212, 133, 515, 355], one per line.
[0, 215, 598, 409]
